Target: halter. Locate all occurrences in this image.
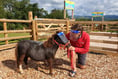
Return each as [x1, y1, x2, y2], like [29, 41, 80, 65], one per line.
[53, 39, 70, 50]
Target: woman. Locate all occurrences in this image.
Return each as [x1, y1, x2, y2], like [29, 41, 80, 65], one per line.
[66, 24, 90, 77]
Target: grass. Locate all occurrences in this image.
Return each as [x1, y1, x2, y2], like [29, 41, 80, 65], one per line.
[0, 33, 48, 45]
[0, 33, 30, 38]
[0, 33, 30, 45]
[38, 38, 47, 41]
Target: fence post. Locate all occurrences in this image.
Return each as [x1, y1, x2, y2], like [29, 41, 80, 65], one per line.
[35, 20, 38, 40]
[3, 22, 8, 44]
[34, 16, 37, 20]
[101, 16, 104, 31]
[87, 24, 90, 31]
[101, 23, 104, 31]
[28, 11, 34, 40]
[66, 19, 69, 33]
[34, 16, 38, 40]
[28, 11, 33, 20]
[105, 24, 108, 32]
[31, 20, 37, 41]
[91, 17, 94, 31]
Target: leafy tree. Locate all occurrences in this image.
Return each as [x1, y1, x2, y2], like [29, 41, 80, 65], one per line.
[0, 0, 8, 18]
[27, 4, 48, 18]
[48, 9, 69, 19]
[0, 0, 48, 30]
[38, 8, 48, 18]
[11, 0, 30, 19]
[76, 18, 91, 21]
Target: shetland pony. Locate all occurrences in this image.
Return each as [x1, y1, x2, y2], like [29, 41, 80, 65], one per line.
[15, 31, 70, 75]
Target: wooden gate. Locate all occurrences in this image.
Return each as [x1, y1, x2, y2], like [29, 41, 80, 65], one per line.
[34, 18, 70, 41]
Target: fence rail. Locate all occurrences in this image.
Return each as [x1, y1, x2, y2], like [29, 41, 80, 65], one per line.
[0, 30, 32, 34]
[90, 39, 118, 44]
[70, 21, 118, 24]
[0, 11, 118, 56]
[0, 35, 32, 41]
[89, 32, 118, 37]
[0, 43, 16, 50]
[0, 19, 32, 23]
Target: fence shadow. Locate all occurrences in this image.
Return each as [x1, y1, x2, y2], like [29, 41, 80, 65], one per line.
[0, 47, 15, 52]
[89, 52, 106, 55]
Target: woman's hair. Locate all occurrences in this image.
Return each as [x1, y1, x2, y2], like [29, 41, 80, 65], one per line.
[71, 24, 83, 35]
[71, 24, 83, 31]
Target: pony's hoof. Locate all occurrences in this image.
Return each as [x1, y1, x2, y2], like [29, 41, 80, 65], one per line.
[37, 67, 40, 71]
[20, 71, 24, 74]
[26, 67, 30, 70]
[26, 65, 29, 70]
[16, 69, 22, 74]
[49, 73, 53, 76]
[19, 70, 24, 74]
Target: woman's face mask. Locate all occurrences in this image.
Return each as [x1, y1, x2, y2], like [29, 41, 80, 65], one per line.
[69, 30, 81, 41]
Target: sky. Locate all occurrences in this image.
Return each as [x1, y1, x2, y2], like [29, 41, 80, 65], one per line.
[30, 0, 118, 16]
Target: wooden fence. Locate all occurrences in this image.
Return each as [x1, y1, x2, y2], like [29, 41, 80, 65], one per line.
[89, 32, 118, 56]
[0, 20, 32, 50]
[0, 11, 118, 56]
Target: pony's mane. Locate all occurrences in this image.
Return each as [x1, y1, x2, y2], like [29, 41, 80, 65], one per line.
[43, 34, 56, 47]
[43, 31, 62, 48]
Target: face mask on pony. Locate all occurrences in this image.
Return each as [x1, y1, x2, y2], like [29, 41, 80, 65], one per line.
[57, 32, 69, 44]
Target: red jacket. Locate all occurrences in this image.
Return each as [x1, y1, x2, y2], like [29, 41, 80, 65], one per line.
[66, 31, 90, 54]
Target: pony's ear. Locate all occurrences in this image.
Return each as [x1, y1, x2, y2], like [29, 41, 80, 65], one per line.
[56, 30, 66, 35]
[56, 30, 62, 34]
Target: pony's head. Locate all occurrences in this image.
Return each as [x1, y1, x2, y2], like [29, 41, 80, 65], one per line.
[43, 31, 71, 48]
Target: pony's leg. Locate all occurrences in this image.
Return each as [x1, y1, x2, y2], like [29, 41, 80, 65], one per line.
[18, 54, 25, 73]
[24, 56, 29, 69]
[44, 60, 48, 68]
[47, 58, 53, 75]
[16, 57, 20, 72]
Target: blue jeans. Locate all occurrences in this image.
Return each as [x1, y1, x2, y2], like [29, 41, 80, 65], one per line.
[77, 53, 87, 65]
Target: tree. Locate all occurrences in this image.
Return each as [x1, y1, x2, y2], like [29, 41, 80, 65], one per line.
[27, 4, 48, 18]
[0, 0, 9, 18]
[11, 0, 30, 19]
[38, 8, 48, 18]
[48, 9, 69, 19]
[76, 18, 91, 21]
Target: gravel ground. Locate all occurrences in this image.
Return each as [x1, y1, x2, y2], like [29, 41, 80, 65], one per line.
[0, 48, 118, 79]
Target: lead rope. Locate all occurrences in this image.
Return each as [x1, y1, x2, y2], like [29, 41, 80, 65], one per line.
[67, 49, 74, 69]
[53, 39, 74, 69]
[53, 39, 63, 49]
[53, 39, 70, 50]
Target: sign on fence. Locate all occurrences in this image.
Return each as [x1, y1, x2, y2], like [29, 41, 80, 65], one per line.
[65, 0, 75, 10]
[92, 12, 104, 17]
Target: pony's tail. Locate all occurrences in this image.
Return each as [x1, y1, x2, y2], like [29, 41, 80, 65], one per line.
[15, 44, 18, 67]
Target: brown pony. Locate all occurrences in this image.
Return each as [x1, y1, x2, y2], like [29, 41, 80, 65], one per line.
[15, 31, 70, 75]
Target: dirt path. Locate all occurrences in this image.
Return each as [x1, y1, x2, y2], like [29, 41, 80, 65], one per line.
[0, 48, 118, 79]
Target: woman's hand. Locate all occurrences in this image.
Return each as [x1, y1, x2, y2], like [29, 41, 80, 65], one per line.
[69, 46, 75, 51]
